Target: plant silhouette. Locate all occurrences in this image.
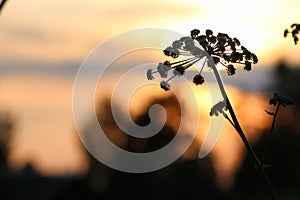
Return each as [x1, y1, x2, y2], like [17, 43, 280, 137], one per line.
[0, 0, 8, 15]
[147, 29, 257, 91]
[284, 23, 300, 44]
[147, 29, 294, 200]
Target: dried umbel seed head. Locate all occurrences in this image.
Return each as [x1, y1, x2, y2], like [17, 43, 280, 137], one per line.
[191, 29, 200, 39]
[210, 101, 227, 117]
[146, 29, 258, 91]
[160, 81, 170, 91]
[193, 74, 205, 85]
[269, 93, 294, 107]
[192, 29, 258, 74]
[173, 66, 185, 76]
[226, 64, 236, 76]
[163, 47, 180, 58]
[284, 23, 300, 45]
[146, 69, 154, 80]
[244, 61, 251, 71]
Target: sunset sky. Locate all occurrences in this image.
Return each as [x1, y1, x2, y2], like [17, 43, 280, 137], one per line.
[1, 0, 300, 66]
[0, 0, 300, 177]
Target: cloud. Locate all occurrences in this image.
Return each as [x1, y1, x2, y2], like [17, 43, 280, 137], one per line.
[104, 1, 204, 21]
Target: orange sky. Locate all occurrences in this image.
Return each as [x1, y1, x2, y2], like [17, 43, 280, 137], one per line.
[0, 0, 299, 177]
[1, 0, 300, 66]
[0, 75, 89, 175]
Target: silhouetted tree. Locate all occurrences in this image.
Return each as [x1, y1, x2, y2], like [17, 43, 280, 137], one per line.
[80, 95, 222, 199]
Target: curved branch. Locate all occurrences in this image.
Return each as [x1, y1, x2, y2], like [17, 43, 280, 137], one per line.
[0, 0, 8, 15]
[211, 63, 278, 200]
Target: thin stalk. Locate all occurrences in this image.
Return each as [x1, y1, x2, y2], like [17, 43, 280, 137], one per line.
[183, 57, 201, 70]
[224, 113, 236, 128]
[0, 0, 8, 14]
[210, 62, 278, 200]
[172, 57, 198, 68]
[262, 104, 281, 162]
[165, 74, 176, 83]
[226, 97, 278, 200]
[171, 57, 198, 66]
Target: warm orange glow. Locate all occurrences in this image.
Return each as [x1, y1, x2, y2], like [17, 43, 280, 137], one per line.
[0, 0, 298, 179]
[97, 75, 272, 187]
[1, 0, 300, 65]
[1, 76, 88, 175]
[210, 87, 272, 188]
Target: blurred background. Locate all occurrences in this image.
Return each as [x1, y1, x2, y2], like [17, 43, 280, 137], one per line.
[0, 0, 300, 199]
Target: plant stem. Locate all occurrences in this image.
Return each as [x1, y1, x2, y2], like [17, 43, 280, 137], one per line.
[262, 104, 280, 162]
[210, 62, 278, 200]
[226, 97, 278, 200]
[224, 113, 235, 128]
[0, 0, 8, 14]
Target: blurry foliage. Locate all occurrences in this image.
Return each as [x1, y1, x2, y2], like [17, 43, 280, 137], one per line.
[0, 110, 15, 200]
[0, 73, 299, 199]
[60, 95, 222, 199]
[232, 62, 300, 200]
[94, 95, 182, 152]
[0, 111, 14, 163]
[0, 14, 299, 199]
[235, 125, 300, 200]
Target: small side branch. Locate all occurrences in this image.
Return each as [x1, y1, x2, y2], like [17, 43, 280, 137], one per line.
[211, 64, 278, 200]
[262, 104, 280, 162]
